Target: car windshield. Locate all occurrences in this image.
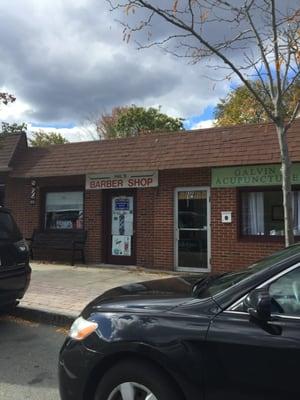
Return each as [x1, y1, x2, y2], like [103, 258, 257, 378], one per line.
[194, 245, 300, 298]
[0, 211, 22, 242]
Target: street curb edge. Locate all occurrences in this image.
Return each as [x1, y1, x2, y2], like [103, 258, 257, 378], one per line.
[11, 306, 75, 327]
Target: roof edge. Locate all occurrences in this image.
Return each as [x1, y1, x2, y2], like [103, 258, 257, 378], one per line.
[20, 120, 282, 150]
[8, 132, 28, 168]
[9, 160, 287, 179]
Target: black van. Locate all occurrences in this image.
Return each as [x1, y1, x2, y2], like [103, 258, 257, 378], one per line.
[0, 207, 31, 309]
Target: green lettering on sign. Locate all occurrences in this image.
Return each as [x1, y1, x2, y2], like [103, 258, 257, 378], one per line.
[212, 164, 300, 188]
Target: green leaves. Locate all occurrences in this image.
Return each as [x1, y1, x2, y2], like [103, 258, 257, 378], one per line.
[0, 122, 27, 137]
[215, 80, 300, 127]
[98, 105, 184, 139]
[0, 92, 26, 138]
[29, 130, 69, 147]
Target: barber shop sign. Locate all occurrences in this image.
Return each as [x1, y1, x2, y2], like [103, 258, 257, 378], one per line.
[86, 171, 159, 190]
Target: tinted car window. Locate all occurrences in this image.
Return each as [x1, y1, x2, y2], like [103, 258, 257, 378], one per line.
[269, 267, 300, 316]
[0, 212, 22, 242]
[196, 245, 300, 298]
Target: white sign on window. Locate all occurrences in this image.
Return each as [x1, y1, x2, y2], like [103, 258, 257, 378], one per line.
[46, 191, 83, 212]
[112, 235, 131, 256]
[86, 171, 158, 190]
[112, 196, 134, 236]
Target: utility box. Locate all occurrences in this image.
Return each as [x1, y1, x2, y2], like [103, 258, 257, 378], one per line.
[221, 211, 232, 224]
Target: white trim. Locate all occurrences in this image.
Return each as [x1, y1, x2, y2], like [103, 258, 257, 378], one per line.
[226, 262, 300, 315]
[224, 310, 300, 321]
[174, 187, 211, 273]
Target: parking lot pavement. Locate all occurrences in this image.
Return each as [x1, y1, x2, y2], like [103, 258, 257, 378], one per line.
[20, 262, 173, 319]
[0, 314, 67, 400]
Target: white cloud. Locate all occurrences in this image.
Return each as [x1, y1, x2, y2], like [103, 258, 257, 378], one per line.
[191, 119, 215, 130]
[2, 0, 297, 137]
[0, 90, 33, 122]
[28, 124, 96, 142]
[0, 0, 234, 127]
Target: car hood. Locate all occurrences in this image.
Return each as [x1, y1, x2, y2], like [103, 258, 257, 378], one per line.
[82, 275, 203, 316]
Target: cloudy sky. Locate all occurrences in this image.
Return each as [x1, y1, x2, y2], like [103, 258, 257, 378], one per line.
[0, 0, 236, 141]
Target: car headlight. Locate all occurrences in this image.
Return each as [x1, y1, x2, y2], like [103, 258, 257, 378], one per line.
[15, 239, 29, 252]
[69, 316, 98, 341]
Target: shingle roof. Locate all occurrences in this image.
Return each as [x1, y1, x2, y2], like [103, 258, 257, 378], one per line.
[0, 134, 24, 172]
[10, 120, 300, 178]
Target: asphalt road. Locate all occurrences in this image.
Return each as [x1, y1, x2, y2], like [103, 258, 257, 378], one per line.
[0, 315, 68, 400]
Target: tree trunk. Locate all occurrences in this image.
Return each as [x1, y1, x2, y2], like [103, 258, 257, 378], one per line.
[276, 124, 294, 247]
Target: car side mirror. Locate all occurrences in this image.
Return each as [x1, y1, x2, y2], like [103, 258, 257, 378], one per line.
[243, 288, 271, 322]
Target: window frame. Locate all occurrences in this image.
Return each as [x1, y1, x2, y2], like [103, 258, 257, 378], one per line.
[226, 262, 300, 321]
[41, 187, 85, 232]
[0, 184, 5, 206]
[238, 186, 300, 242]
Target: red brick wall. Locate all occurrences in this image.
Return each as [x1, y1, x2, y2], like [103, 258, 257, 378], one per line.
[136, 188, 155, 268]
[5, 178, 40, 239]
[5, 170, 285, 272]
[84, 190, 103, 263]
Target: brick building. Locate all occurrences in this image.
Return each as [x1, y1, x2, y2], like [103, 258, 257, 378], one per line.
[1, 120, 300, 273]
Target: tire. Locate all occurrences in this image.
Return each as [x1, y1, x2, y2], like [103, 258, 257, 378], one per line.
[94, 359, 182, 400]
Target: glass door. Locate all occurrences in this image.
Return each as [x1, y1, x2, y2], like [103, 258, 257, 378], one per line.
[106, 190, 136, 265]
[175, 188, 210, 271]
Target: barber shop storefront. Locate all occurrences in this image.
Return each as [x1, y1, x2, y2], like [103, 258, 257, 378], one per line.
[86, 171, 159, 266]
[2, 120, 300, 274]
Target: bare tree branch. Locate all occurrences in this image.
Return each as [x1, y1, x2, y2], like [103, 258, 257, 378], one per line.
[285, 100, 300, 133]
[244, 1, 275, 99]
[108, 0, 300, 247]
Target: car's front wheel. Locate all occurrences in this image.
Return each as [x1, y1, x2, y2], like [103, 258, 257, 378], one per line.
[94, 359, 182, 400]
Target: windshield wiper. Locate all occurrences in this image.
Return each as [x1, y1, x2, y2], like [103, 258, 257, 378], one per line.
[192, 276, 216, 294]
[192, 273, 229, 296]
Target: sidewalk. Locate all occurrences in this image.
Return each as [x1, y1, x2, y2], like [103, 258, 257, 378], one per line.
[18, 262, 173, 321]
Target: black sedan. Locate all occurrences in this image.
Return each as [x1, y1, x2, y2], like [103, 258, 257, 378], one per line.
[59, 245, 300, 400]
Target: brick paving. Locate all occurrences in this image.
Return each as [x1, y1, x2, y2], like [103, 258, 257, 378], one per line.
[20, 262, 172, 318]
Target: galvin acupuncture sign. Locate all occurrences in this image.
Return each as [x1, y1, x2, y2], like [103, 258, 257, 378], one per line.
[86, 171, 159, 190]
[212, 164, 300, 188]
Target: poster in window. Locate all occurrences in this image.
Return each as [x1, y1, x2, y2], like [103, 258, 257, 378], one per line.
[112, 196, 134, 236]
[56, 220, 73, 229]
[112, 235, 131, 256]
[112, 213, 133, 236]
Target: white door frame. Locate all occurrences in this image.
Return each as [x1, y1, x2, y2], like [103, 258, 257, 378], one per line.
[174, 187, 211, 273]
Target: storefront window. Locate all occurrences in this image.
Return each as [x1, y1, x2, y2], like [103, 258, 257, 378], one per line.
[45, 191, 84, 230]
[241, 190, 300, 237]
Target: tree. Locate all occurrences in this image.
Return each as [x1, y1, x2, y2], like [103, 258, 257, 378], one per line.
[0, 93, 26, 138]
[0, 92, 26, 136]
[96, 105, 184, 139]
[29, 131, 69, 147]
[108, 0, 300, 247]
[1, 122, 27, 137]
[0, 92, 16, 107]
[215, 80, 300, 126]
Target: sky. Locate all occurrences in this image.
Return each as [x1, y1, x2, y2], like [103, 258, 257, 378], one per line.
[0, 0, 240, 141]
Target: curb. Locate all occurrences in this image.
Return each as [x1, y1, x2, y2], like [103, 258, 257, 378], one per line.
[11, 306, 75, 327]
